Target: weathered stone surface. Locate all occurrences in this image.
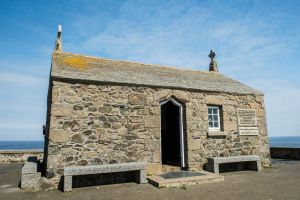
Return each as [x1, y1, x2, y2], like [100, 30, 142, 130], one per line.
[234, 143, 243, 148]
[128, 94, 146, 105]
[21, 173, 41, 190]
[64, 162, 146, 176]
[63, 162, 147, 192]
[22, 157, 38, 174]
[71, 134, 84, 143]
[103, 121, 111, 128]
[63, 120, 80, 131]
[152, 151, 161, 163]
[86, 151, 98, 157]
[189, 139, 201, 151]
[207, 131, 228, 137]
[51, 105, 72, 117]
[207, 155, 260, 164]
[73, 104, 84, 110]
[112, 123, 122, 129]
[144, 116, 160, 128]
[49, 130, 70, 143]
[206, 155, 261, 174]
[82, 129, 93, 136]
[0, 150, 43, 164]
[172, 90, 191, 102]
[78, 160, 88, 165]
[123, 134, 138, 140]
[88, 107, 97, 112]
[21, 156, 42, 191]
[98, 106, 112, 113]
[45, 81, 270, 189]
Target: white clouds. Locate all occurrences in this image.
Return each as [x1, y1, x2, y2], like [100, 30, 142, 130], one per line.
[250, 79, 300, 136]
[0, 71, 47, 140]
[0, 1, 299, 140]
[63, 1, 300, 136]
[67, 1, 297, 74]
[66, 3, 213, 67]
[0, 71, 46, 86]
[0, 122, 41, 130]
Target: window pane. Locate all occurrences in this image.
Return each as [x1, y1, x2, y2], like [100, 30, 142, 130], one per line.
[208, 108, 212, 114]
[213, 115, 218, 121]
[208, 106, 221, 130]
[214, 122, 219, 127]
[213, 109, 218, 114]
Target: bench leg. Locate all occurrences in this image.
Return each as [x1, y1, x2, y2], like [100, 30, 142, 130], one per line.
[256, 161, 262, 171]
[64, 175, 72, 192]
[136, 170, 147, 184]
[206, 163, 219, 174]
[213, 164, 219, 174]
[248, 161, 262, 171]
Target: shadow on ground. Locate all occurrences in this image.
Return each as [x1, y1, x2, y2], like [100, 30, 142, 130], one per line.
[0, 161, 300, 200]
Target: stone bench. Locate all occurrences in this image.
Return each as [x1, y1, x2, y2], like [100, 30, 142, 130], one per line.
[21, 156, 41, 190]
[63, 162, 147, 192]
[206, 155, 262, 174]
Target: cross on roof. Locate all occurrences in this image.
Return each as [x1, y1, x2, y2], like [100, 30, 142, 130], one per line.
[208, 50, 216, 62]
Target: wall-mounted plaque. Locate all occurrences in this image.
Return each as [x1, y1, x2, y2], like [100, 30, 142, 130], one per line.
[238, 127, 259, 136]
[237, 109, 257, 126]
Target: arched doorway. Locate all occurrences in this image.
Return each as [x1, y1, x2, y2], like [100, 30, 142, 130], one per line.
[160, 98, 185, 168]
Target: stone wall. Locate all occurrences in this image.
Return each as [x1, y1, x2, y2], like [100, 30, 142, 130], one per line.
[186, 92, 270, 168]
[270, 147, 300, 160]
[0, 150, 43, 164]
[45, 80, 271, 186]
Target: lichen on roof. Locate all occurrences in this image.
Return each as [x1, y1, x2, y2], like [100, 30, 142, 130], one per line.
[53, 53, 90, 70]
[51, 52, 263, 95]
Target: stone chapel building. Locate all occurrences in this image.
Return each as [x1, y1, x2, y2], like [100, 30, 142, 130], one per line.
[43, 26, 271, 187]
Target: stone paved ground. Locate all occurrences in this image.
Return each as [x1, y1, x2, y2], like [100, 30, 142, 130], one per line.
[0, 160, 299, 200]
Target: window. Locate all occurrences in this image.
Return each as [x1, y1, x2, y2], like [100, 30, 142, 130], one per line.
[208, 106, 221, 131]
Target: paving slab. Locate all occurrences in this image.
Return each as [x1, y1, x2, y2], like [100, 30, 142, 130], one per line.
[148, 170, 224, 187]
[0, 160, 300, 200]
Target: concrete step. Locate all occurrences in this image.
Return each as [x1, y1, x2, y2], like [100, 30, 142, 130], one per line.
[161, 165, 181, 173]
[147, 170, 224, 187]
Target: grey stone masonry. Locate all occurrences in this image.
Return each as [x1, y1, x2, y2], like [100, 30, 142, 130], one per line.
[0, 150, 43, 164]
[21, 156, 41, 190]
[206, 155, 262, 174]
[43, 32, 271, 190]
[64, 162, 147, 192]
[22, 157, 38, 174]
[44, 81, 271, 189]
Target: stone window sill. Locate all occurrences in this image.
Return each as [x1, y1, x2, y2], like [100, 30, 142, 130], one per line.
[207, 131, 228, 137]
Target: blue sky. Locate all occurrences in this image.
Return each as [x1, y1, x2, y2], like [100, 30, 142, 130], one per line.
[0, 0, 299, 140]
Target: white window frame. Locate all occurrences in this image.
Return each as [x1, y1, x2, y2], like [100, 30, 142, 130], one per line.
[208, 105, 221, 131]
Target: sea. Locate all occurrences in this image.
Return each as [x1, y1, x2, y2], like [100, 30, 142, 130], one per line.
[0, 136, 299, 150]
[0, 141, 44, 150]
[269, 136, 300, 148]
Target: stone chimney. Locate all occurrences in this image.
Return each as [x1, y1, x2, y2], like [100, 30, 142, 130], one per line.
[208, 50, 218, 72]
[54, 25, 62, 52]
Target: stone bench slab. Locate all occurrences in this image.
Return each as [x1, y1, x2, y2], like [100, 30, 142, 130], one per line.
[64, 162, 147, 192]
[64, 162, 146, 176]
[207, 155, 260, 164]
[21, 156, 41, 190]
[22, 156, 38, 175]
[206, 155, 261, 174]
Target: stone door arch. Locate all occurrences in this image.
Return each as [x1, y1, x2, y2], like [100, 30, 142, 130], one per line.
[160, 97, 186, 168]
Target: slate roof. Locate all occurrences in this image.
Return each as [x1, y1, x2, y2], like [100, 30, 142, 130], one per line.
[51, 52, 263, 95]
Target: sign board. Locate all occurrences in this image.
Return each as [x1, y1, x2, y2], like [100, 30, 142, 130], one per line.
[238, 127, 259, 136]
[237, 109, 257, 126]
